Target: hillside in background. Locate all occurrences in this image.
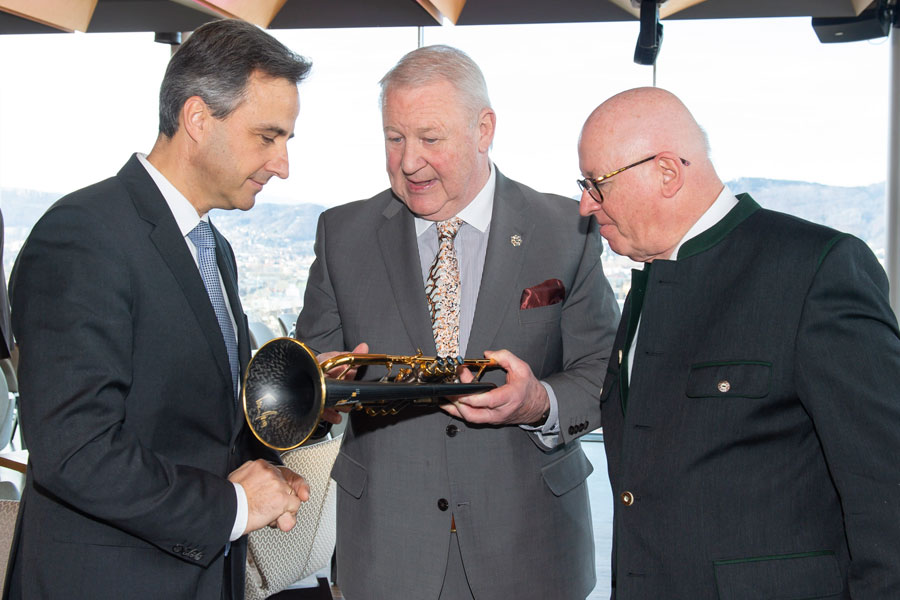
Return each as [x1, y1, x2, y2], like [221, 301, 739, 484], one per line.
[2, 178, 885, 251]
[729, 178, 885, 249]
[1, 178, 888, 328]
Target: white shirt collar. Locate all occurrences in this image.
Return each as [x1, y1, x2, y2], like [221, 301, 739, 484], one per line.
[670, 184, 738, 260]
[414, 162, 496, 236]
[136, 152, 208, 235]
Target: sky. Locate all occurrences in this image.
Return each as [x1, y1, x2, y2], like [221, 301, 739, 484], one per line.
[0, 17, 891, 209]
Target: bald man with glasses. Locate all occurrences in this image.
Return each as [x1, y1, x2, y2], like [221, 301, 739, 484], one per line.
[578, 86, 900, 599]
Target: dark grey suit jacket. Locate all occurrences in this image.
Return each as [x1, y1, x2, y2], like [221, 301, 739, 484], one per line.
[3, 155, 273, 600]
[601, 194, 900, 599]
[298, 169, 620, 599]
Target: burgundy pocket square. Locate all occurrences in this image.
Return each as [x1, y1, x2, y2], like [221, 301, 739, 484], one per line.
[520, 279, 565, 310]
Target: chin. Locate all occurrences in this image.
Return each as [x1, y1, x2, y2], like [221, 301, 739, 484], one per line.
[397, 195, 445, 220]
[232, 196, 257, 212]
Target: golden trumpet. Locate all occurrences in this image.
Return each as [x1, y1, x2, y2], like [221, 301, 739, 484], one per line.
[242, 337, 498, 450]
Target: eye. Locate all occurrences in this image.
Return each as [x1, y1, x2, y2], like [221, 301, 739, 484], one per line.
[260, 135, 275, 144]
[423, 138, 438, 145]
[385, 135, 403, 144]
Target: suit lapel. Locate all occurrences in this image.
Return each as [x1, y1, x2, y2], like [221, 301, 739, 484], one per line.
[467, 170, 532, 354]
[119, 156, 235, 394]
[377, 197, 437, 354]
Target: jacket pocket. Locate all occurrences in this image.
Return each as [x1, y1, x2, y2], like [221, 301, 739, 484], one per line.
[713, 551, 842, 600]
[518, 301, 563, 325]
[686, 360, 771, 399]
[540, 445, 593, 497]
[330, 451, 367, 499]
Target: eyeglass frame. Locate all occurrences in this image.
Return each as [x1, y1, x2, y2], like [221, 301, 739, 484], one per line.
[577, 153, 691, 204]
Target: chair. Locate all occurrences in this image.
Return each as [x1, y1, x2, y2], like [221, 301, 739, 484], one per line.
[245, 435, 341, 600]
[249, 321, 279, 351]
[0, 369, 14, 452]
[0, 499, 19, 592]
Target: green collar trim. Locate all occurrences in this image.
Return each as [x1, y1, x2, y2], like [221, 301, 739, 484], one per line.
[677, 193, 760, 260]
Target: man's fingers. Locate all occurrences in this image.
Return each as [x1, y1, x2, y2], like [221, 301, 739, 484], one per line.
[275, 510, 298, 532]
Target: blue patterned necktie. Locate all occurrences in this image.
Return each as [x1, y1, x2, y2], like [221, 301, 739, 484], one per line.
[188, 220, 240, 404]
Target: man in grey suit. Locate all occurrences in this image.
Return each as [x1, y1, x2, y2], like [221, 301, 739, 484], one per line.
[579, 87, 900, 598]
[5, 20, 312, 599]
[297, 45, 619, 599]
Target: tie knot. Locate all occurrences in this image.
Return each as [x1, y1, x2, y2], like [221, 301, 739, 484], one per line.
[187, 220, 215, 249]
[436, 217, 463, 242]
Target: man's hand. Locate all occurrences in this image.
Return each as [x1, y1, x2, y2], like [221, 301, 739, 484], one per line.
[441, 349, 549, 426]
[228, 459, 310, 534]
[316, 342, 368, 424]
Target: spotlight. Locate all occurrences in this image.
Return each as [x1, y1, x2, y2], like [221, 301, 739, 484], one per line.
[634, 0, 663, 66]
[812, 0, 897, 44]
[154, 32, 182, 46]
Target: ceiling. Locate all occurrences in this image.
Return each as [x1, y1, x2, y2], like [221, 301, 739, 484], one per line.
[0, 0, 877, 35]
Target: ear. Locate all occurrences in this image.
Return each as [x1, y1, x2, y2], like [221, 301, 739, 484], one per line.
[657, 153, 686, 198]
[476, 107, 496, 153]
[181, 96, 211, 143]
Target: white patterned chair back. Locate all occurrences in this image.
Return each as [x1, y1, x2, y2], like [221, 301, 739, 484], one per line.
[245, 435, 341, 600]
[0, 499, 19, 593]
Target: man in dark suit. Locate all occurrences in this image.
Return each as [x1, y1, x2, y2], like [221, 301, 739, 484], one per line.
[4, 20, 313, 600]
[297, 45, 620, 599]
[579, 87, 900, 599]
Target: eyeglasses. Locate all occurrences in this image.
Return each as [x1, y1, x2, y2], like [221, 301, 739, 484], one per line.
[577, 154, 690, 204]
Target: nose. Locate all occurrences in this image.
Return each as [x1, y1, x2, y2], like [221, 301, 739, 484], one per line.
[400, 142, 424, 175]
[268, 143, 290, 179]
[579, 188, 598, 217]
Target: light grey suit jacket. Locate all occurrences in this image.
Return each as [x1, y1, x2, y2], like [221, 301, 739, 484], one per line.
[297, 169, 619, 599]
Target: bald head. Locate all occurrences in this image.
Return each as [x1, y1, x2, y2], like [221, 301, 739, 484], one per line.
[577, 87, 724, 262]
[581, 87, 709, 170]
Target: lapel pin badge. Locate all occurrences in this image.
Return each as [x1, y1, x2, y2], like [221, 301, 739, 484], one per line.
[510, 234, 522, 247]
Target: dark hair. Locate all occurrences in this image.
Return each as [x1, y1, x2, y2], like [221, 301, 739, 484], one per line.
[158, 19, 312, 137]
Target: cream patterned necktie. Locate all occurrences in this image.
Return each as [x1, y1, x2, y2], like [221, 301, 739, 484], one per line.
[425, 217, 463, 357]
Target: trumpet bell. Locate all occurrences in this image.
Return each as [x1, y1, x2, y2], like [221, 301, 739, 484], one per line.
[243, 337, 326, 451]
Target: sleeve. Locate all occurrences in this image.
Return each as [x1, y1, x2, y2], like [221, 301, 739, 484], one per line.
[544, 216, 620, 446]
[296, 212, 346, 353]
[794, 234, 900, 597]
[11, 204, 235, 566]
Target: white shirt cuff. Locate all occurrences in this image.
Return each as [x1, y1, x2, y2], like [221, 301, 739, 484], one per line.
[519, 381, 560, 448]
[230, 482, 249, 541]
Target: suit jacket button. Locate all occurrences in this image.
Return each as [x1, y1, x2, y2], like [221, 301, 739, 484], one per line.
[621, 491, 635, 506]
[437, 498, 449, 511]
[568, 425, 576, 435]
[173, 544, 184, 553]
[446, 424, 458, 437]
[717, 380, 731, 393]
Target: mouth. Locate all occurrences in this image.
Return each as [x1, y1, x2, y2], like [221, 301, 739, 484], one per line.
[405, 177, 436, 193]
[248, 178, 266, 192]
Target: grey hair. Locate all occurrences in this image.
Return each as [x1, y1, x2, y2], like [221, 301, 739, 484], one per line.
[158, 19, 312, 138]
[379, 45, 491, 123]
